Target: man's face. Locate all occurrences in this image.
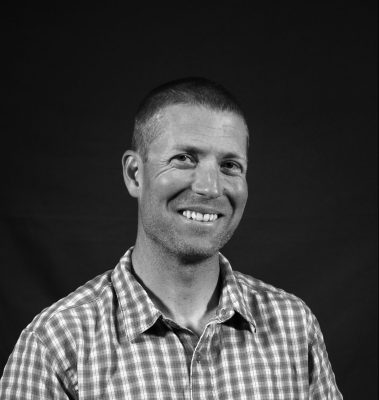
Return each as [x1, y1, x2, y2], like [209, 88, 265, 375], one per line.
[137, 104, 248, 260]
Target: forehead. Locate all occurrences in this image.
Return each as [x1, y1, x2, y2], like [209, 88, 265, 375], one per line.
[151, 104, 248, 155]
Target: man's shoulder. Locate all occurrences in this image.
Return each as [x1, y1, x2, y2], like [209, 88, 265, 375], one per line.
[233, 269, 296, 296]
[25, 268, 115, 339]
[232, 269, 312, 318]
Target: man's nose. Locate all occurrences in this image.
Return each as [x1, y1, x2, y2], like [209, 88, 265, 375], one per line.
[191, 162, 222, 198]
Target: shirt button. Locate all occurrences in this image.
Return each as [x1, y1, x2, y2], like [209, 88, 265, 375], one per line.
[196, 353, 202, 363]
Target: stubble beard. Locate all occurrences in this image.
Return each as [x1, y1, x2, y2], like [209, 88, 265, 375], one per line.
[140, 215, 237, 264]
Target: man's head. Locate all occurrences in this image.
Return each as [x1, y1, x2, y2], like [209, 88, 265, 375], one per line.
[123, 78, 249, 261]
[131, 77, 249, 161]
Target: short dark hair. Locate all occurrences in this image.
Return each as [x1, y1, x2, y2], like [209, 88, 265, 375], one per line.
[132, 77, 248, 160]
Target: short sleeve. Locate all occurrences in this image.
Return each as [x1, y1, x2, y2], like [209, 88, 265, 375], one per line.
[308, 312, 343, 399]
[0, 329, 76, 400]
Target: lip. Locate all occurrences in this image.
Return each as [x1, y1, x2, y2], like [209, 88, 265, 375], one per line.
[178, 212, 221, 224]
[176, 206, 224, 216]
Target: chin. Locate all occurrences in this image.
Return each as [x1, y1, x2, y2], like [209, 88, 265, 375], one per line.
[168, 236, 229, 263]
[146, 223, 235, 262]
[179, 247, 218, 262]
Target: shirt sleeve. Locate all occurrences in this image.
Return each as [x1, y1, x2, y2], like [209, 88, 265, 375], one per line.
[308, 312, 343, 400]
[0, 329, 77, 400]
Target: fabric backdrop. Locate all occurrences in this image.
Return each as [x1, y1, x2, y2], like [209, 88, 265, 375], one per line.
[1, 3, 377, 399]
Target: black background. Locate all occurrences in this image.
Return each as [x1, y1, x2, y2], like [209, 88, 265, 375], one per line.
[1, 2, 377, 398]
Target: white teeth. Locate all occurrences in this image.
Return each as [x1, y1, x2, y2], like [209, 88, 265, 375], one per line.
[181, 210, 218, 222]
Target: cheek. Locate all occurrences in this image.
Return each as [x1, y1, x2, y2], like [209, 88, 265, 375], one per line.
[147, 171, 192, 202]
[226, 178, 248, 209]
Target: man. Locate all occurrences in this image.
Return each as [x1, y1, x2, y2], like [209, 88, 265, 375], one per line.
[0, 77, 343, 399]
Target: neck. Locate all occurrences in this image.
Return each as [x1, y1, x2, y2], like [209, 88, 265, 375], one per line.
[131, 235, 221, 336]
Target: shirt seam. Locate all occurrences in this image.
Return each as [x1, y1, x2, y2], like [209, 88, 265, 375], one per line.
[24, 329, 78, 397]
[40, 281, 113, 325]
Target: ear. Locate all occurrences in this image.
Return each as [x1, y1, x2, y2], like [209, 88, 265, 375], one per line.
[122, 150, 143, 198]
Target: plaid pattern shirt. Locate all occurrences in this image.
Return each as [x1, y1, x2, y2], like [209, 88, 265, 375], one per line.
[1, 248, 342, 399]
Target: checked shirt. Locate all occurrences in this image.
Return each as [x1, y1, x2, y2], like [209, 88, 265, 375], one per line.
[0, 248, 342, 399]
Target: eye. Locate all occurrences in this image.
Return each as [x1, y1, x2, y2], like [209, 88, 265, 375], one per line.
[170, 153, 196, 167]
[221, 160, 243, 174]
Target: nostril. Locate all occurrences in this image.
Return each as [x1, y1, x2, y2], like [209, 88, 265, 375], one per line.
[192, 175, 222, 198]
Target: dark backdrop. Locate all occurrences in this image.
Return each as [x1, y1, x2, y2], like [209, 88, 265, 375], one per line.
[1, 3, 377, 398]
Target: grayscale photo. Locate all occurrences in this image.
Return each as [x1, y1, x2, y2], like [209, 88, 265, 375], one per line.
[1, 3, 376, 399]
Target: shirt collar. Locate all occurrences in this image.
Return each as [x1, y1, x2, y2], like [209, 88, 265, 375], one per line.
[217, 253, 256, 331]
[112, 248, 162, 342]
[112, 248, 256, 342]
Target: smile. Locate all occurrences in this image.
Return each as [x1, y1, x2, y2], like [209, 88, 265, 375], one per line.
[181, 210, 219, 222]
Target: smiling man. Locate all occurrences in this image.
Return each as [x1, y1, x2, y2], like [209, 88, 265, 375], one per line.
[0, 78, 342, 399]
